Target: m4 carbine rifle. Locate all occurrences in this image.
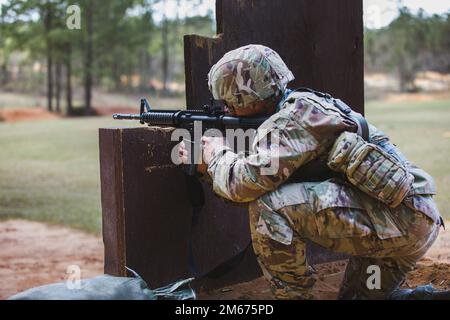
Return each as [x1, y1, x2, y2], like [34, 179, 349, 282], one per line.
[113, 98, 268, 176]
[114, 98, 264, 278]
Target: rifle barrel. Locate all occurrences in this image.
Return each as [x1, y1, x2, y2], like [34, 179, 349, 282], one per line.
[113, 110, 269, 129]
[113, 113, 141, 120]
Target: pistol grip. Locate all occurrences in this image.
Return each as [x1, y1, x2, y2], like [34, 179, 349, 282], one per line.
[184, 164, 198, 176]
[182, 131, 199, 176]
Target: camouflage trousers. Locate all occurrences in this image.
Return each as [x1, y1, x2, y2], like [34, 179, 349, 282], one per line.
[248, 180, 441, 300]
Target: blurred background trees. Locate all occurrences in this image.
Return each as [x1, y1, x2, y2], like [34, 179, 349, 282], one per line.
[0, 1, 449, 115]
[0, 0, 214, 115]
[0, 0, 449, 237]
[365, 7, 450, 92]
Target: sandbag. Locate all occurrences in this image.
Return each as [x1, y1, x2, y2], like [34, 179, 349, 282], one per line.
[8, 270, 195, 300]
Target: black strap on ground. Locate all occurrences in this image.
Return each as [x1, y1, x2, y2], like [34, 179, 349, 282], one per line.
[184, 173, 251, 280]
[184, 174, 204, 278]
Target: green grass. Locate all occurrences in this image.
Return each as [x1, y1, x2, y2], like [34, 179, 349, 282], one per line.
[0, 116, 139, 234]
[0, 97, 449, 235]
[366, 98, 450, 219]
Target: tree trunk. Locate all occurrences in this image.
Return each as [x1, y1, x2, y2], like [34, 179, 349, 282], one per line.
[0, 63, 7, 86]
[161, 6, 169, 94]
[55, 61, 62, 113]
[0, 7, 5, 86]
[139, 49, 148, 91]
[84, 1, 94, 115]
[111, 49, 121, 91]
[44, 4, 53, 112]
[65, 42, 73, 116]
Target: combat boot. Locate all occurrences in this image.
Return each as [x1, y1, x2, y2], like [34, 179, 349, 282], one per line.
[388, 284, 450, 300]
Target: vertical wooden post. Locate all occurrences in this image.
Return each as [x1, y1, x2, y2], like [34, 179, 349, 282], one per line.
[185, 0, 364, 114]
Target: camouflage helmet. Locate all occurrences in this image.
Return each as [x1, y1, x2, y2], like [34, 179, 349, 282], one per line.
[207, 44, 294, 110]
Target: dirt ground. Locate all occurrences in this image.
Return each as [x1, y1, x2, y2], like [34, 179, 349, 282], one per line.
[0, 89, 450, 122]
[1, 219, 449, 300]
[0, 220, 103, 300]
[0, 106, 128, 121]
[0, 108, 60, 122]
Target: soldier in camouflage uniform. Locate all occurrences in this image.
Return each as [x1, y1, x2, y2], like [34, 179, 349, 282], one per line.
[179, 44, 445, 299]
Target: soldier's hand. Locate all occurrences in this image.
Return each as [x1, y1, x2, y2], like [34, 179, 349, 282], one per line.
[178, 140, 208, 174]
[178, 140, 188, 163]
[201, 136, 226, 165]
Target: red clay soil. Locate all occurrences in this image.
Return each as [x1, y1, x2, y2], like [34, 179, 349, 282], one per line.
[0, 220, 103, 300]
[0, 108, 60, 122]
[0, 219, 449, 300]
[0, 106, 119, 122]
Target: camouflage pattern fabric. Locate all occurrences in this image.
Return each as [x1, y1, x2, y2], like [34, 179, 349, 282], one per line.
[206, 90, 442, 299]
[328, 131, 414, 208]
[207, 44, 294, 110]
[249, 180, 440, 299]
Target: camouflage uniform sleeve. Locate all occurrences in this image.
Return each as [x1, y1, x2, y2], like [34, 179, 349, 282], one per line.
[206, 96, 357, 202]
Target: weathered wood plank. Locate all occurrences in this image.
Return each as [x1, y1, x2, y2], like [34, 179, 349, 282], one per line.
[185, 0, 364, 114]
[99, 128, 126, 277]
[100, 126, 261, 287]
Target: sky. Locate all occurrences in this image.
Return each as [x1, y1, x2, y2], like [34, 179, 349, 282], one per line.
[1, 0, 449, 28]
[152, 0, 450, 28]
[363, 0, 450, 28]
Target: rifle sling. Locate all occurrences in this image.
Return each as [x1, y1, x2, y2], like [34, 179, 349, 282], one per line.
[184, 174, 251, 280]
